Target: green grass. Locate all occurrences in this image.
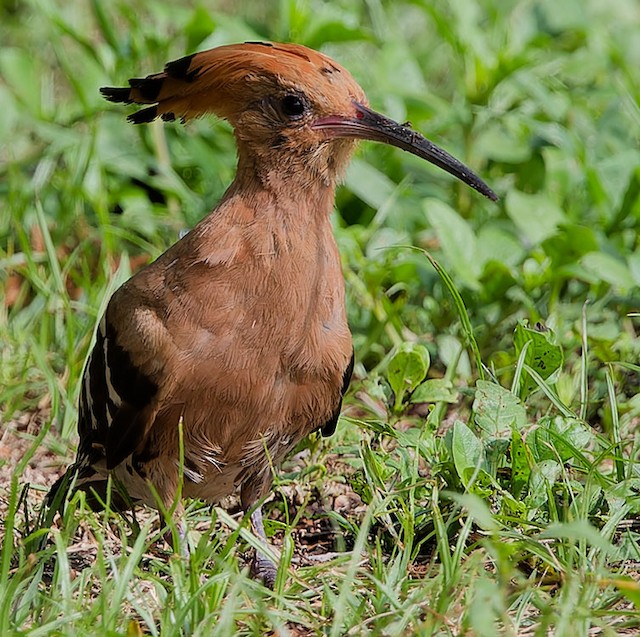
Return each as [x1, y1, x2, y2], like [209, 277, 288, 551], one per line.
[1, 0, 639, 635]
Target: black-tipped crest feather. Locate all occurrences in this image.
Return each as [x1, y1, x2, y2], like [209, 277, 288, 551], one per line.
[100, 86, 133, 104]
[127, 106, 159, 124]
[128, 76, 164, 102]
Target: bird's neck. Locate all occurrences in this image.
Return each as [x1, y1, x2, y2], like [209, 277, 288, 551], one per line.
[223, 153, 339, 226]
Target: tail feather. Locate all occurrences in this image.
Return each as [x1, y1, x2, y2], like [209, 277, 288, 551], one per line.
[46, 465, 79, 512]
[46, 463, 135, 513]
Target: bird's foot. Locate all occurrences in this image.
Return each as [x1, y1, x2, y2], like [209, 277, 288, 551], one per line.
[251, 550, 277, 589]
[246, 504, 279, 588]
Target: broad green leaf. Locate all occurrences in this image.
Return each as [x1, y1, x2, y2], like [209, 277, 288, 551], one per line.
[425, 199, 481, 290]
[478, 261, 519, 302]
[411, 378, 458, 404]
[595, 149, 640, 211]
[361, 377, 393, 406]
[445, 492, 499, 531]
[540, 520, 615, 555]
[436, 331, 472, 382]
[474, 121, 531, 163]
[184, 6, 217, 52]
[581, 252, 636, 289]
[542, 224, 599, 266]
[375, 41, 428, 96]
[604, 479, 640, 515]
[529, 426, 556, 463]
[345, 158, 397, 210]
[476, 225, 525, 268]
[610, 165, 640, 230]
[0, 48, 42, 115]
[473, 380, 527, 438]
[526, 459, 561, 509]
[305, 20, 372, 48]
[505, 190, 566, 245]
[514, 321, 564, 400]
[386, 343, 430, 411]
[452, 420, 486, 488]
[531, 417, 595, 463]
[552, 417, 595, 462]
[365, 227, 411, 261]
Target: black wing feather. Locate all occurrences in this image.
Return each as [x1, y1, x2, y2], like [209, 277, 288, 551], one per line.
[320, 350, 354, 437]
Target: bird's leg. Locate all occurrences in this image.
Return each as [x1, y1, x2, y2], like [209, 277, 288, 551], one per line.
[249, 505, 278, 588]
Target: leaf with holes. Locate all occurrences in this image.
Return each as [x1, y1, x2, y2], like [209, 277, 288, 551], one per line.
[526, 459, 561, 509]
[514, 321, 563, 400]
[510, 428, 531, 499]
[473, 380, 527, 439]
[410, 378, 458, 404]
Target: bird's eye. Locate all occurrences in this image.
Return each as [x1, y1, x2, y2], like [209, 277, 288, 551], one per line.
[279, 94, 307, 119]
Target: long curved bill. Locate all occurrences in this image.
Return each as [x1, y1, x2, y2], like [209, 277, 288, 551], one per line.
[312, 102, 498, 201]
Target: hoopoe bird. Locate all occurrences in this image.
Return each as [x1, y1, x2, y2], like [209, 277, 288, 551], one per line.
[48, 41, 497, 586]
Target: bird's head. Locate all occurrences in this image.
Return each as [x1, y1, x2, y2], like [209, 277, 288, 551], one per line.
[102, 41, 496, 199]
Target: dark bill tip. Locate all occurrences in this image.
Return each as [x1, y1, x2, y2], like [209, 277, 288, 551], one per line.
[313, 102, 498, 202]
